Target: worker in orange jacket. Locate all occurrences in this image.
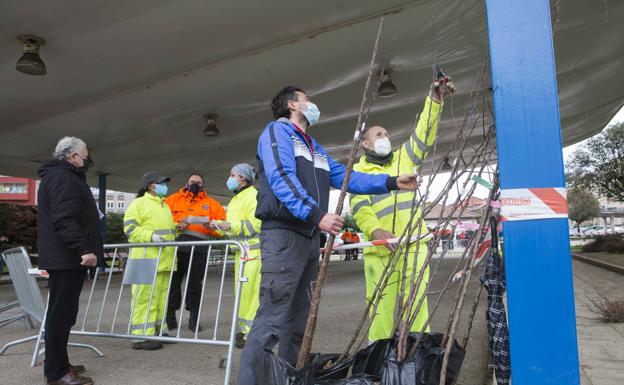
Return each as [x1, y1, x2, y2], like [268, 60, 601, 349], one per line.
[341, 228, 360, 261]
[164, 173, 226, 332]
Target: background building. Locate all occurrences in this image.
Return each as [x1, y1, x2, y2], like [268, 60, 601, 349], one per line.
[0, 175, 135, 214]
[90, 188, 135, 214]
[592, 197, 624, 227]
[0, 176, 38, 206]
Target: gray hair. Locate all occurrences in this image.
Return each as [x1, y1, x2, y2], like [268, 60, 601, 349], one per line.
[52, 137, 87, 160]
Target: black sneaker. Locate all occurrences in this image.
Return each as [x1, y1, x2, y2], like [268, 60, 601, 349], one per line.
[132, 340, 163, 350]
[235, 332, 246, 349]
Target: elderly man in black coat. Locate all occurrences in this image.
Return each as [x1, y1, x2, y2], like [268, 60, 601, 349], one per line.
[37, 136, 101, 385]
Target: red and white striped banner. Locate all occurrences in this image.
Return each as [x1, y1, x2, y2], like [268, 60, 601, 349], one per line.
[500, 187, 567, 221]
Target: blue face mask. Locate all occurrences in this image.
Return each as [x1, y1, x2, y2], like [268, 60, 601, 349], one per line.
[301, 102, 320, 126]
[226, 177, 239, 193]
[154, 183, 168, 197]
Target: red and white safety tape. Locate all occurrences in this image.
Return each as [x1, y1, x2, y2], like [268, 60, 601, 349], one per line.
[321, 235, 430, 253]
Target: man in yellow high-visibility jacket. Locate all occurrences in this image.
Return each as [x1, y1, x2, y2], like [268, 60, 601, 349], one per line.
[212, 163, 261, 349]
[350, 78, 451, 342]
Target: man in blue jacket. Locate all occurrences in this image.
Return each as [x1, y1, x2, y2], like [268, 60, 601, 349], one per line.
[238, 86, 419, 384]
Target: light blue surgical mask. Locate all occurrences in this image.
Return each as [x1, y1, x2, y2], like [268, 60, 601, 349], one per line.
[154, 183, 168, 197]
[226, 177, 239, 193]
[301, 102, 320, 126]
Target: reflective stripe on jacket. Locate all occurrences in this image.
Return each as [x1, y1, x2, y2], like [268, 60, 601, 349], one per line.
[124, 193, 176, 271]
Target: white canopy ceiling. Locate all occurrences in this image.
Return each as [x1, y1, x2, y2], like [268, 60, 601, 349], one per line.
[1, 0, 622, 200]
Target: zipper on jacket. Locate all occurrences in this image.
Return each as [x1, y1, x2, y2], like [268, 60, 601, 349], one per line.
[296, 128, 322, 237]
[310, 144, 321, 237]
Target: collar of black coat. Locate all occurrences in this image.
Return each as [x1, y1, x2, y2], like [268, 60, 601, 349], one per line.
[37, 159, 86, 179]
[364, 150, 393, 166]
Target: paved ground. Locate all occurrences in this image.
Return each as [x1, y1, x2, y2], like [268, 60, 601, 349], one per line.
[0, 255, 489, 385]
[573, 260, 624, 385]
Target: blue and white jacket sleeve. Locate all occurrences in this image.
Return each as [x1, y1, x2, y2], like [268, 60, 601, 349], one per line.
[258, 123, 325, 224]
[325, 149, 398, 193]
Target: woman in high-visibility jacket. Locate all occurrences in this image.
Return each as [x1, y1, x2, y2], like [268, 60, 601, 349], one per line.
[349, 80, 449, 342]
[212, 163, 261, 349]
[123, 171, 176, 350]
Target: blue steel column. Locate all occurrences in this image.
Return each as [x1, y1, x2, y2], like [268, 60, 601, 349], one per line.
[485, 1, 580, 384]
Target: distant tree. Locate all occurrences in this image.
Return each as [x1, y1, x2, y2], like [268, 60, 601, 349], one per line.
[567, 122, 624, 201]
[0, 204, 37, 252]
[104, 212, 127, 244]
[568, 189, 600, 232]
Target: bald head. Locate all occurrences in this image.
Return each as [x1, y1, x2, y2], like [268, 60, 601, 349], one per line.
[362, 125, 389, 152]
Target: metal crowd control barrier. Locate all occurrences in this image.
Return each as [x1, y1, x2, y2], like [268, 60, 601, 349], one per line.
[1, 241, 246, 385]
[0, 247, 103, 365]
[76, 240, 246, 385]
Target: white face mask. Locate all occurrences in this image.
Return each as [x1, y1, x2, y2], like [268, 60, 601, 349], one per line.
[372, 137, 392, 156]
[299, 102, 320, 126]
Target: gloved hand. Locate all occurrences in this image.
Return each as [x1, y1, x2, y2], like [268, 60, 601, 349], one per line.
[430, 67, 455, 101]
[371, 228, 397, 252]
[175, 220, 188, 231]
[152, 233, 165, 243]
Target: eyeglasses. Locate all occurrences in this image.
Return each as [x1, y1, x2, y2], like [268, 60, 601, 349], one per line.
[72, 152, 94, 166]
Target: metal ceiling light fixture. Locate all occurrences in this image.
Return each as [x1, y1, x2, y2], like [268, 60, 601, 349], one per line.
[378, 69, 398, 98]
[203, 113, 220, 136]
[16, 35, 47, 76]
[441, 156, 453, 171]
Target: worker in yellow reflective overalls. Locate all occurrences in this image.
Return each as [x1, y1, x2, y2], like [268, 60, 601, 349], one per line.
[124, 171, 176, 350]
[350, 77, 452, 341]
[212, 163, 261, 349]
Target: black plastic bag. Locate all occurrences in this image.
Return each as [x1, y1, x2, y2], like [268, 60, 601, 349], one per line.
[258, 332, 464, 385]
[352, 332, 465, 385]
[259, 350, 354, 385]
[258, 349, 315, 385]
[390, 333, 465, 385]
[313, 354, 354, 381]
[315, 374, 377, 385]
[352, 338, 393, 379]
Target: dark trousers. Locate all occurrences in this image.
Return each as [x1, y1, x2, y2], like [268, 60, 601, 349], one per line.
[238, 228, 319, 385]
[167, 246, 208, 314]
[44, 270, 85, 381]
[344, 244, 358, 260]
